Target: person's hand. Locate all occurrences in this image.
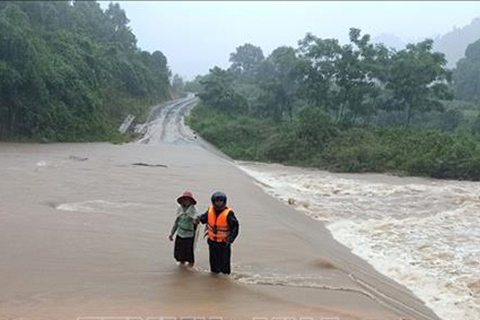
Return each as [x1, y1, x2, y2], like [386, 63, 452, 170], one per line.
[169, 235, 174, 241]
[194, 217, 200, 225]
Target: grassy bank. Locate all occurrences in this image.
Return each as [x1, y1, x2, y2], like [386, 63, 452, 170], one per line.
[189, 103, 480, 181]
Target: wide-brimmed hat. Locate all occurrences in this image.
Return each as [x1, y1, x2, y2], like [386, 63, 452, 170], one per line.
[177, 191, 197, 205]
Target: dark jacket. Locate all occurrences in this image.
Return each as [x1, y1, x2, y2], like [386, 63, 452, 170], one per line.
[198, 207, 239, 244]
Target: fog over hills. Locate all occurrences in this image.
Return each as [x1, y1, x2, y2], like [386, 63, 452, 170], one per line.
[373, 17, 480, 69]
[434, 17, 480, 68]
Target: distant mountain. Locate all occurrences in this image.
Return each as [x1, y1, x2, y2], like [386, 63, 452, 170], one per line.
[434, 18, 480, 69]
[372, 33, 406, 50]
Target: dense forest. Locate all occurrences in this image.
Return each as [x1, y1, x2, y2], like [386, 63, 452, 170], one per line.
[0, 1, 171, 141]
[188, 28, 480, 180]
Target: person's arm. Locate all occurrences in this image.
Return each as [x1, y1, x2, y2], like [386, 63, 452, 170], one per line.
[226, 211, 239, 244]
[195, 211, 208, 224]
[169, 216, 179, 240]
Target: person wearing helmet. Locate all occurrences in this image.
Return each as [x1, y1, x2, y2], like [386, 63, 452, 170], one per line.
[169, 191, 199, 267]
[195, 191, 239, 275]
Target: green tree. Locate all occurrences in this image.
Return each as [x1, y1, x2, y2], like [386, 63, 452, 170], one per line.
[453, 39, 480, 102]
[298, 29, 389, 123]
[229, 43, 264, 81]
[298, 33, 340, 111]
[184, 75, 205, 93]
[105, 3, 137, 50]
[333, 28, 383, 122]
[386, 39, 452, 126]
[198, 67, 248, 114]
[256, 46, 301, 121]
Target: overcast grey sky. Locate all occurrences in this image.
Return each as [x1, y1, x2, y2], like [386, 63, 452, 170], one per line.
[101, 1, 480, 80]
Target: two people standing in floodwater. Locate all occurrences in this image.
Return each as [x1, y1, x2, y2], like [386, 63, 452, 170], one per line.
[169, 191, 239, 274]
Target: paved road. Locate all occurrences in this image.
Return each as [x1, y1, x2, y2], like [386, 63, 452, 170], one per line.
[136, 94, 199, 145]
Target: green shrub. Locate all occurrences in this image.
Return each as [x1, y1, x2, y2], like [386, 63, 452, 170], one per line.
[190, 103, 480, 181]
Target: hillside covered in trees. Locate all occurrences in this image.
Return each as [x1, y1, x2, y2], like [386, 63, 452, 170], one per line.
[188, 28, 480, 180]
[0, 1, 171, 141]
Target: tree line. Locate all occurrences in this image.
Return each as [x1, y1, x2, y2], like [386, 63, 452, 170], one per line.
[0, 1, 171, 141]
[188, 29, 480, 180]
[190, 28, 456, 128]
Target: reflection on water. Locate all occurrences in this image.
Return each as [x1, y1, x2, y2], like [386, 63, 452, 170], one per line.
[237, 161, 480, 320]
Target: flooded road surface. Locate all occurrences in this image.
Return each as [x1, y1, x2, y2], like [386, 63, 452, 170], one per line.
[136, 94, 199, 145]
[238, 162, 480, 320]
[0, 97, 442, 320]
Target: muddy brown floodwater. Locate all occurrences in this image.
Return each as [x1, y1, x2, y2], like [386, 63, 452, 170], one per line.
[0, 97, 442, 320]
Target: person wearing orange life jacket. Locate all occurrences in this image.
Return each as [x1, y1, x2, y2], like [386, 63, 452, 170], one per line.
[195, 191, 239, 274]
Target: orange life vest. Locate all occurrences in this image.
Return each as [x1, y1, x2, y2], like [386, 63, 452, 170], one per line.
[207, 205, 231, 242]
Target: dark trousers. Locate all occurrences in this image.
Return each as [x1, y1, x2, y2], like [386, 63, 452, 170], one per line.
[208, 239, 231, 274]
[174, 235, 195, 263]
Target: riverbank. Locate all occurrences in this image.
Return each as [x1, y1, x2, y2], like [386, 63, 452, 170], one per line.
[188, 103, 480, 181]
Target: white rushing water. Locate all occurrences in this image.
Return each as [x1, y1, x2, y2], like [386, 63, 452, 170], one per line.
[237, 161, 480, 320]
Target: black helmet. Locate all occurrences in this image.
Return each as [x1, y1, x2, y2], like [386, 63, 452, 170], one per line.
[211, 191, 227, 204]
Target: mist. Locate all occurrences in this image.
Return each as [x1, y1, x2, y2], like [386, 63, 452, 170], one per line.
[101, 1, 480, 79]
